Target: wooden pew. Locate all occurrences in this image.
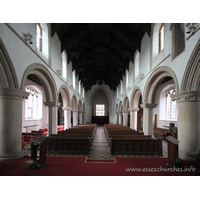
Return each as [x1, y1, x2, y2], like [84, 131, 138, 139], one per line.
[110, 137, 162, 155]
[47, 137, 91, 154]
[47, 124, 97, 154]
[104, 124, 162, 156]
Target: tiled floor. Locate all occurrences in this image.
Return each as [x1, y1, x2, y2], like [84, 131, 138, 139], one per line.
[87, 126, 114, 160]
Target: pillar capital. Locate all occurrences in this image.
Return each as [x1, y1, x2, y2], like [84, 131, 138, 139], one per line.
[0, 88, 29, 100]
[62, 107, 72, 111]
[44, 101, 61, 107]
[122, 110, 129, 113]
[129, 107, 140, 112]
[171, 91, 200, 103]
[72, 109, 79, 112]
[140, 103, 157, 109]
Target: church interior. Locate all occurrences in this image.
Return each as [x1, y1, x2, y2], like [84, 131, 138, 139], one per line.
[0, 8, 199, 199]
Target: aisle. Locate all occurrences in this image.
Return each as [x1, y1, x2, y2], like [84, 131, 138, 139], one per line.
[88, 125, 114, 160]
[88, 125, 168, 159]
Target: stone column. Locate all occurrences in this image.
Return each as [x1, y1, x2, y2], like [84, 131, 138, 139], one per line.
[129, 108, 139, 130]
[82, 112, 85, 124]
[44, 101, 60, 136]
[78, 111, 83, 125]
[116, 112, 119, 124]
[62, 107, 72, 129]
[118, 111, 122, 125]
[123, 110, 129, 127]
[72, 109, 78, 127]
[172, 91, 200, 161]
[140, 103, 157, 135]
[0, 88, 29, 161]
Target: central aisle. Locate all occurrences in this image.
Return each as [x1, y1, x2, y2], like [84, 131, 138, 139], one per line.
[88, 125, 114, 160]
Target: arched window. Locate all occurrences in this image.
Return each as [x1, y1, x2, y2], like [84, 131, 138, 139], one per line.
[159, 85, 178, 121]
[79, 80, 81, 95]
[126, 69, 129, 91]
[72, 70, 76, 90]
[135, 51, 139, 82]
[36, 23, 49, 61]
[36, 23, 42, 51]
[120, 80, 123, 97]
[61, 51, 67, 81]
[166, 89, 177, 119]
[159, 24, 164, 52]
[82, 88, 85, 98]
[25, 85, 43, 120]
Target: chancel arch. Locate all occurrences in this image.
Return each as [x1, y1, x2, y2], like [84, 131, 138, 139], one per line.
[89, 86, 112, 125]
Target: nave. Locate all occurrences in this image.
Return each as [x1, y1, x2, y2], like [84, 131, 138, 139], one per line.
[45, 125, 168, 159]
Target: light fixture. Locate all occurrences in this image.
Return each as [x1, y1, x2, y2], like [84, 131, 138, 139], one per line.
[185, 23, 200, 34]
[56, 69, 62, 76]
[139, 74, 144, 79]
[22, 32, 33, 44]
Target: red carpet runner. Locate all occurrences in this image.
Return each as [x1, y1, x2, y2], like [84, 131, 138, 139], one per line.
[0, 155, 198, 176]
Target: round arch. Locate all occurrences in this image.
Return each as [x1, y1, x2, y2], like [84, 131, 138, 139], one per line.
[143, 66, 179, 103]
[130, 86, 142, 108]
[0, 38, 19, 89]
[59, 84, 71, 107]
[78, 99, 83, 111]
[71, 94, 78, 110]
[21, 63, 58, 102]
[181, 39, 200, 92]
[123, 95, 130, 110]
[82, 103, 85, 112]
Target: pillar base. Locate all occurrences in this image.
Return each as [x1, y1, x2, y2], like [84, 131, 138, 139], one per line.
[179, 150, 196, 161]
[0, 150, 29, 162]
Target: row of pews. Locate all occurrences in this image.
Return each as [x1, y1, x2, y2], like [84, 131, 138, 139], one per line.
[47, 124, 97, 154]
[104, 124, 163, 156]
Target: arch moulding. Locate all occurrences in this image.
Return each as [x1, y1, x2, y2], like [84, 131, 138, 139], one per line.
[143, 66, 179, 103]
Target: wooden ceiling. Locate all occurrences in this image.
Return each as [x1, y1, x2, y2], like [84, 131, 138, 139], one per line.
[51, 23, 151, 91]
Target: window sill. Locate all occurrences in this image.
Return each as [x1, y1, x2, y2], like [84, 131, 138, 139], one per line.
[160, 119, 177, 122]
[25, 118, 42, 121]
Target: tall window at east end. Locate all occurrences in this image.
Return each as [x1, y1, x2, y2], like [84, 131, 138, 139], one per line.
[96, 104, 105, 116]
[25, 86, 43, 120]
[36, 23, 42, 51]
